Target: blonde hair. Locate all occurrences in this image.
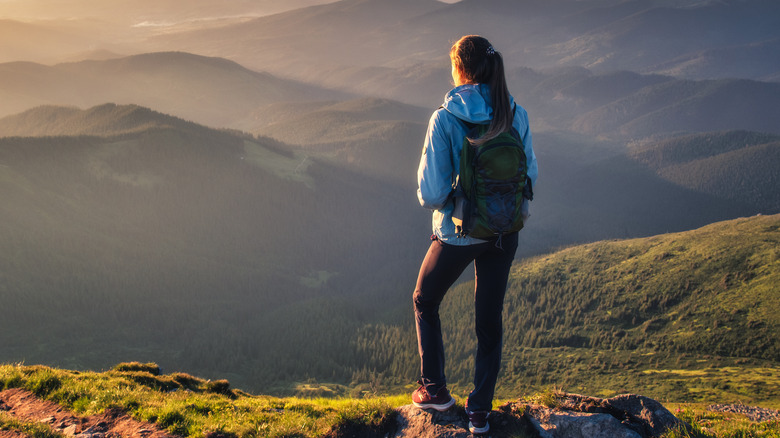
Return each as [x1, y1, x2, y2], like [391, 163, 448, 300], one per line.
[450, 35, 513, 146]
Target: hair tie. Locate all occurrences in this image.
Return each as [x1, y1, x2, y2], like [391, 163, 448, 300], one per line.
[486, 46, 496, 56]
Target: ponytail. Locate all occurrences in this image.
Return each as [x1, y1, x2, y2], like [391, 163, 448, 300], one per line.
[450, 35, 513, 146]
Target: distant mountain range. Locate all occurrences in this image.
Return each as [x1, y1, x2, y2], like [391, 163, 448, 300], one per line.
[137, 0, 780, 87]
[3, 53, 779, 143]
[0, 52, 348, 129]
[3, 0, 778, 87]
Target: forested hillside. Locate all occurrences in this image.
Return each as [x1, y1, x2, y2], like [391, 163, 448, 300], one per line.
[0, 105, 427, 393]
[630, 131, 780, 211]
[353, 214, 780, 404]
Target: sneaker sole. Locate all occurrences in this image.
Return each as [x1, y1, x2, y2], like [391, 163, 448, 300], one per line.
[469, 421, 489, 434]
[412, 397, 456, 412]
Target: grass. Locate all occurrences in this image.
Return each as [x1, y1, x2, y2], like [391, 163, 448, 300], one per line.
[2, 363, 779, 438]
[666, 404, 780, 438]
[0, 363, 398, 438]
[496, 347, 780, 408]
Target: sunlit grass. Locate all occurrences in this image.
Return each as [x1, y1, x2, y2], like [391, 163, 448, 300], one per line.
[2, 363, 779, 438]
[0, 363, 398, 438]
[665, 404, 780, 438]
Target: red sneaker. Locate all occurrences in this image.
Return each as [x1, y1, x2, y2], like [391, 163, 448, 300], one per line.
[412, 384, 455, 411]
[467, 408, 490, 434]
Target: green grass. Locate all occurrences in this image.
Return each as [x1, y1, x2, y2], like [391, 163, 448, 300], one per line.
[666, 404, 780, 438]
[0, 363, 398, 438]
[495, 347, 780, 408]
[2, 363, 778, 438]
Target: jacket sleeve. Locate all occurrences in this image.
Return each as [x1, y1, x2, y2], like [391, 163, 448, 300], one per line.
[515, 106, 538, 188]
[417, 109, 455, 210]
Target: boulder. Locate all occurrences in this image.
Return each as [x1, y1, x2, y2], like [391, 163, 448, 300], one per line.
[524, 408, 642, 438]
[393, 405, 471, 438]
[515, 392, 690, 438]
[384, 393, 688, 438]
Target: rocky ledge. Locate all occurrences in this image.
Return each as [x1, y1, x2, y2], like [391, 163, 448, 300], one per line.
[390, 392, 689, 438]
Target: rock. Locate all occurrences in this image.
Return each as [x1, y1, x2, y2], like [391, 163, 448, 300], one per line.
[526, 407, 642, 438]
[602, 394, 688, 437]
[393, 405, 471, 438]
[61, 424, 80, 436]
[382, 393, 688, 438]
[515, 393, 689, 438]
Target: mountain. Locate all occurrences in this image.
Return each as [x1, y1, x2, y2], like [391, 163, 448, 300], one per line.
[4, 0, 779, 91]
[252, 97, 430, 186]
[143, 0, 450, 76]
[498, 67, 780, 140]
[650, 37, 780, 82]
[545, 0, 780, 75]
[0, 52, 349, 129]
[0, 103, 203, 137]
[139, 0, 780, 91]
[0, 19, 111, 65]
[0, 104, 428, 392]
[353, 213, 780, 402]
[0, 1, 342, 65]
[570, 78, 780, 138]
[630, 131, 780, 211]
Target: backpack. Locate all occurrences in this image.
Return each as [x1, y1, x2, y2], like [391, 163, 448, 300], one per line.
[451, 121, 531, 242]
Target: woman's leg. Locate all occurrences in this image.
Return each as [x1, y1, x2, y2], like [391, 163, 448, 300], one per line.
[467, 233, 519, 412]
[413, 237, 480, 391]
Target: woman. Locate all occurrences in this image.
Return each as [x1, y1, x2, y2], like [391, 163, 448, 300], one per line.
[413, 35, 538, 434]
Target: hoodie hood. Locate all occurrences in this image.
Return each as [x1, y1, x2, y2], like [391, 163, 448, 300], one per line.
[441, 83, 495, 124]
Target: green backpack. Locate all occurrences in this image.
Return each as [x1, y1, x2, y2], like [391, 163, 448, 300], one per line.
[452, 122, 530, 241]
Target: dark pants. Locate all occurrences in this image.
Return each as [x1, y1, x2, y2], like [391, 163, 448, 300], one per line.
[413, 233, 518, 412]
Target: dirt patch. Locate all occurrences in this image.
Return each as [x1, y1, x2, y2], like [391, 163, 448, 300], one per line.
[0, 431, 29, 438]
[0, 388, 177, 438]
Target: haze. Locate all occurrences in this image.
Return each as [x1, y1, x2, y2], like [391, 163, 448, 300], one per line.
[0, 0, 778, 393]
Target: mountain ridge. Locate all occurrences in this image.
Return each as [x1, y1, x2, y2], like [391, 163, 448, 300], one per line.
[0, 103, 206, 137]
[0, 52, 349, 128]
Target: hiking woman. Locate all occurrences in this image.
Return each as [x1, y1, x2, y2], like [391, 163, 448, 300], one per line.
[413, 35, 538, 434]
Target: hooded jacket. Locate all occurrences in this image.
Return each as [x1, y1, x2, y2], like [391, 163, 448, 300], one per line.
[417, 83, 538, 245]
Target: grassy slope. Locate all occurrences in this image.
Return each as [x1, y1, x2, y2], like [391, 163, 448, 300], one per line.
[355, 214, 780, 406]
[498, 213, 780, 403]
[0, 363, 400, 438]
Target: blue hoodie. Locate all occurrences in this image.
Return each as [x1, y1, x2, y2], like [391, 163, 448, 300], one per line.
[417, 83, 538, 245]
